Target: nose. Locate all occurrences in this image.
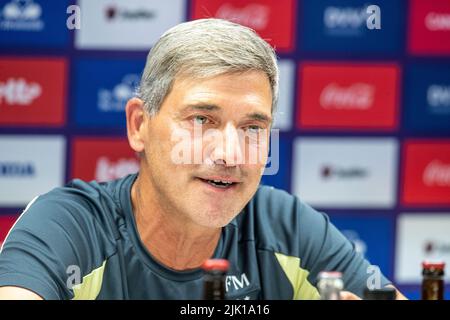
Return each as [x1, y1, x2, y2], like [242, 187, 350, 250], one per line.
[208, 123, 243, 167]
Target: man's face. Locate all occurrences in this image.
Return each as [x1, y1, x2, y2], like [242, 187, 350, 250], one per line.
[138, 71, 273, 229]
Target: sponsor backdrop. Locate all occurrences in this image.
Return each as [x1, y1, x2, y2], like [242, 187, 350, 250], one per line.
[1, 0, 450, 299]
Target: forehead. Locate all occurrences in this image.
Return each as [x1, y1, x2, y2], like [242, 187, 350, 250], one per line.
[168, 71, 273, 113]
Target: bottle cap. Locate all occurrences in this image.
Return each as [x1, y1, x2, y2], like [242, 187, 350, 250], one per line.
[202, 259, 229, 272]
[422, 261, 446, 270]
[318, 271, 343, 279]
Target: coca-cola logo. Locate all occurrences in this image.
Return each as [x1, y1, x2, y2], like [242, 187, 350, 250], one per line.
[95, 156, 139, 182]
[0, 78, 41, 105]
[215, 3, 270, 30]
[319, 82, 375, 110]
[425, 12, 450, 31]
[423, 160, 450, 187]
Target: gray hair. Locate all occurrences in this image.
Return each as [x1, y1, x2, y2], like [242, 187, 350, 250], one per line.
[137, 18, 279, 116]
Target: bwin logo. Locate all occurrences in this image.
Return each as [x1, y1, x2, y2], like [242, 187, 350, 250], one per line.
[225, 274, 250, 292]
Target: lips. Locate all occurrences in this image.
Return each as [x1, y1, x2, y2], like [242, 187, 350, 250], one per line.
[201, 178, 234, 188]
[196, 176, 241, 190]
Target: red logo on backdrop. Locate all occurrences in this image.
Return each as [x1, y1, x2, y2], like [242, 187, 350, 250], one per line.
[0, 58, 66, 126]
[71, 138, 139, 182]
[0, 215, 18, 245]
[402, 140, 450, 206]
[191, 0, 296, 52]
[409, 0, 450, 55]
[297, 63, 400, 131]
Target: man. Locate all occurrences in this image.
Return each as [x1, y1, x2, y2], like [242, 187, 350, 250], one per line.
[0, 19, 404, 300]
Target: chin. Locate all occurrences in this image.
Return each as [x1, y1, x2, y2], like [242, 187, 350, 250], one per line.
[194, 210, 237, 229]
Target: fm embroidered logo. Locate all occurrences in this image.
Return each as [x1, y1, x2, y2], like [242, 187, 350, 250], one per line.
[191, 0, 296, 52]
[402, 140, 450, 206]
[71, 138, 139, 182]
[297, 63, 400, 131]
[0, 58, 66, 126]
[225, 273, 250, 293]
[409, 0, 450, 55]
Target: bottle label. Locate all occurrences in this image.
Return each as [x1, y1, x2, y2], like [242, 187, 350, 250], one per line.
[422, 279, 444, 300]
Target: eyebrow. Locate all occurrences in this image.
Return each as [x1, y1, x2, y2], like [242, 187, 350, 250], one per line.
[181, 104, 221, 112]
[246, 112, 272, 123]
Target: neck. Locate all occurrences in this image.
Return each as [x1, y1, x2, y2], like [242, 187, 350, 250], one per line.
[131, 174, 221, 271]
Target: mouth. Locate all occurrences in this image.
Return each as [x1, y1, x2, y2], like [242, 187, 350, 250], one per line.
[196, 177, 240, 190]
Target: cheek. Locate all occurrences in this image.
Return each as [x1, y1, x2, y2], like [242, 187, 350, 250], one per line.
[249, 165, 265, 182]
[244, 140, 269, 168]
[143, 124, 180, 172]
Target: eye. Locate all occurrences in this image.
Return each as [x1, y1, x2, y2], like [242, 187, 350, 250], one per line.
[192, 115, 209, 125]
[247, 125, 262, 133]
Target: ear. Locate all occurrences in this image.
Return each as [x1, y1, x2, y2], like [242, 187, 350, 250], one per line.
[126, 98, 147, 153]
